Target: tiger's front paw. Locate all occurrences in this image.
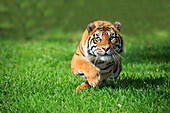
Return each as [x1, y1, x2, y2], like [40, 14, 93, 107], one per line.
[75, 81, 91, 91]
[87, 73, 101, 88]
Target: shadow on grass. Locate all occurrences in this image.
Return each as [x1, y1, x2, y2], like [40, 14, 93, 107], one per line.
[99, 76, 169, 100]
[124, 44, 170, 64]
[101, 75, 168, 92]
[117, 76, 167, 89]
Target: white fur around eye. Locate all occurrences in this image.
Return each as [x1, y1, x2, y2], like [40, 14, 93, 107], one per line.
[96, 31, 102, 36]
[95, 31, 102, 42]
[95, 36, 101, 42]
[111, 37, 115, 41]
[108, 30, 114, 35]
[109, 35, 115, 41]
[108, 30, 115, 41]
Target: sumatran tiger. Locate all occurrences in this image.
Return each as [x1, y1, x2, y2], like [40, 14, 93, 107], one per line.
[71, 20, 124, 91]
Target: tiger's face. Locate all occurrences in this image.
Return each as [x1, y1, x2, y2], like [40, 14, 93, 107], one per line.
[86, 21, 123, 61]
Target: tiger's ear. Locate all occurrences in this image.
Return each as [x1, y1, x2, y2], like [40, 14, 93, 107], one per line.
[87, 23, 96, 34]
[113, 21, 121, 31]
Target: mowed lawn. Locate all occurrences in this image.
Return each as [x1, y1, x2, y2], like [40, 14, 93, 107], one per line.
[0, 31, 169, 112]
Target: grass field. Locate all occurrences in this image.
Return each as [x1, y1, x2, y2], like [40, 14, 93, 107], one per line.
[0, 30, 169, 112]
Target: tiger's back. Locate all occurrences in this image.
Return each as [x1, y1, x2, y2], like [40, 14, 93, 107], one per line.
[71, 20, 124, 91]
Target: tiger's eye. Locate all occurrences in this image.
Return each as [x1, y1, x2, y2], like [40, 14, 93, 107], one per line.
[96, 37, 100, 41]
[110, 36, 115, 41]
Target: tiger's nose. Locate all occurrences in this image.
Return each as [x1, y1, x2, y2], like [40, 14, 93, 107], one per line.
[102, 46, 111, 52]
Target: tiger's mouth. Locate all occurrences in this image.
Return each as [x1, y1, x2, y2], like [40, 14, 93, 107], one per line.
[96, 50, 121, 60]
[96, 48, 122, 57]
[97, 54, 113, 62]
[96, 50, 116, 56]
[97, 53, 121, 62]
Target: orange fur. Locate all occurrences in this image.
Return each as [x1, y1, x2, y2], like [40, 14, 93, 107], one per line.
[75, 81, 90, 91]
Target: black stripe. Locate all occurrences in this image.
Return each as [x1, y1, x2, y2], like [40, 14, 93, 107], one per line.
[98, 60, 105, 64]
[113, 66, 118, 73]
[119, 48, 123, 53]
[90, 45, 97, 50]
[75, 52, 80, 56]
[81, 45, 84, 51]
[88, 38, 94, 49]
[111, 27, 115, 32]
[89, 37, 95, 46]
[115, 32, 118, 38]
[97, 26, 111, 31]
[87, 50, 96, 57]
[92, 39, 96, 44]
[102, 69, 113, 75]
[91, 60, 95, 64]
[79, 45, 85, 57]
[100, 63, 114, 70]
[79, 73, 84, 75]
[87, 36, 91, 49]
[107, 61, 115, 65]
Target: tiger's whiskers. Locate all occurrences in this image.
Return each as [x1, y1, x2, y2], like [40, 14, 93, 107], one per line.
[111, 52, 120, 65]
[113, 50, 124, 59]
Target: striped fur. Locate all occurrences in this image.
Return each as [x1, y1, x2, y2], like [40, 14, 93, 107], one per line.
[71, 20, 124, 91]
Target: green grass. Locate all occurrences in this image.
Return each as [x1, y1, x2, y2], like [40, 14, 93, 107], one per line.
[0, 31, 169, 112]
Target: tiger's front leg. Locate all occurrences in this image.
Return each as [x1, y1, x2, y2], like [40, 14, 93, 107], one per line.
[71, 54, 101, 90]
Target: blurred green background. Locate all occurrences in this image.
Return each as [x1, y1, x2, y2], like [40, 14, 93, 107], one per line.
[0, 0, 169, 39]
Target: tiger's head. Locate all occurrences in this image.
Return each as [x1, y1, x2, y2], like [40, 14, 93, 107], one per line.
[85, 20, 124, 61]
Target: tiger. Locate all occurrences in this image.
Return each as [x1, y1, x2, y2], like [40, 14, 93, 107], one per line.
[71, 20, 124, 91]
